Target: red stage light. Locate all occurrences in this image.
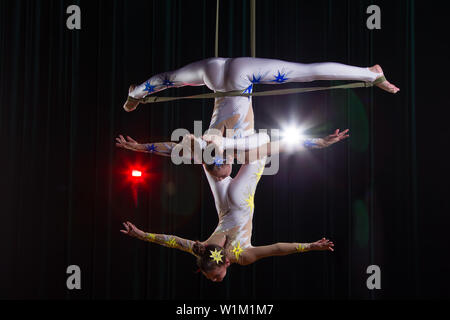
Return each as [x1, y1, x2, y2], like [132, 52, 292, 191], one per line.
[119, 160, 154, 207]
[131, 170, 142, 177]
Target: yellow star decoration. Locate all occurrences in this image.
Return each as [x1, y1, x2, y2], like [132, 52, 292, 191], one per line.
[254, 164, 265, 183]
[296, 243, 306, 253]
[209, 248, 224, 264]
[165, 237, 177, 248]
[231, 242, 244, 260]
[244, 189, 255, 212]
[145, 233, 156, 241]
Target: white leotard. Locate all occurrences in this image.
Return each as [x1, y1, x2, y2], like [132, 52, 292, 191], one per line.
[204, 158, 266, 249]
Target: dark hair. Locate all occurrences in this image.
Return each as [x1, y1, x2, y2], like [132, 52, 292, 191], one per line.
[204, 162, 232, 177]
[204, 163, 217, 173]
[203, 147, 231, 174]
[192, 241, 226, 273]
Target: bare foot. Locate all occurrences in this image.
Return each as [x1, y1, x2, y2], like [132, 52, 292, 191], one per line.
[123, 85, 140, 112]
[369, 64, 400, 94]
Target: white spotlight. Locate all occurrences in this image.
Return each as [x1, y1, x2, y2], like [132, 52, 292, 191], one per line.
[281, 126, 304, 145]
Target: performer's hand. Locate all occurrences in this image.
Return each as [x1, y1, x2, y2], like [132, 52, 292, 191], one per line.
[180, 134, 195, 148]
[319, 129, 349, 148]
[115, 135, 146, 152]
[180, 134, 195, 157]
[202, 134, 224, 155]
[120, 221, 146, 239]
[310, 238, 334, 252]
[180, 134, 206, 163]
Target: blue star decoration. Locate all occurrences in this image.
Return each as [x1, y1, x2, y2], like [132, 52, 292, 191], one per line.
[242, 84, 253, 100]
[146, 144, 157, 152]
[272, 71, 289, 83]
[162, 78, 174, 87]
[242, 74, 262, 100]
[250, 74, 262, 84]
[213, 156, 224, 168]
[144, 82, 156, 94]
[303, 139, 317, 149]
[243, 84, 253, 94]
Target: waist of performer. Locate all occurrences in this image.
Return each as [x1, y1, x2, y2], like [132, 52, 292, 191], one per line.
[216, 209, 253, 231]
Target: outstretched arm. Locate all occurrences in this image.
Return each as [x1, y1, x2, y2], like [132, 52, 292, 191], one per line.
[262, 128, 350, 156]
[203, 129, 349, 162]
[242, 238, 334, 265]
[115, 135, 176, 157]
[115, 134, 206, 162]
[120, 221, 196, 256]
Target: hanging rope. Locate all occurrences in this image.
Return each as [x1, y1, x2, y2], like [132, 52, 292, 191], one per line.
[215, 0, 220, 57]
[127, 76, 385, 104]
[250, 0, 256, 57]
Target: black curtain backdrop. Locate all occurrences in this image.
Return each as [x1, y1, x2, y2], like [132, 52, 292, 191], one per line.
[0, 0, 449, 300]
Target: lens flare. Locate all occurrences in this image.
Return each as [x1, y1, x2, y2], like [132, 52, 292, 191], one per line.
[281, 126, 304, 145]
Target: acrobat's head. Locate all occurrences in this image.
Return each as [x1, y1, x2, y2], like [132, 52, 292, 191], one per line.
[204, 161, 232, 181]
[203, 153, 234, 180]
[193, 242, 231, 282]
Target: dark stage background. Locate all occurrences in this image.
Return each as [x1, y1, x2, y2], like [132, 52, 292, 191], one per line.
[1, 0, 449, 300]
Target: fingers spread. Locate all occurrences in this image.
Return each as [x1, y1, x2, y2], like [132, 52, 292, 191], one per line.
[127, 136, 137, 143]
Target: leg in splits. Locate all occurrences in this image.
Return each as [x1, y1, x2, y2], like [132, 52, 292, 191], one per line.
[123, 57, 399, 111]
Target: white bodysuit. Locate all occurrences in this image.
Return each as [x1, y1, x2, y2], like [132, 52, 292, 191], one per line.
[204, 158, 266, 250]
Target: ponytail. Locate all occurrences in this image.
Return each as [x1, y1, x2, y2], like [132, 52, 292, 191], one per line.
[192, 241, 206, 256]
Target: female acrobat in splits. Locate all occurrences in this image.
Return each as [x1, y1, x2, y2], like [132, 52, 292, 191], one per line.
[123, 57, 398, 139]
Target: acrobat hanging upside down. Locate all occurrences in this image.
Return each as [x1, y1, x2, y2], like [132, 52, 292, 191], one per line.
[118, 117, 346, 282]
[118, 56, 398, 282]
